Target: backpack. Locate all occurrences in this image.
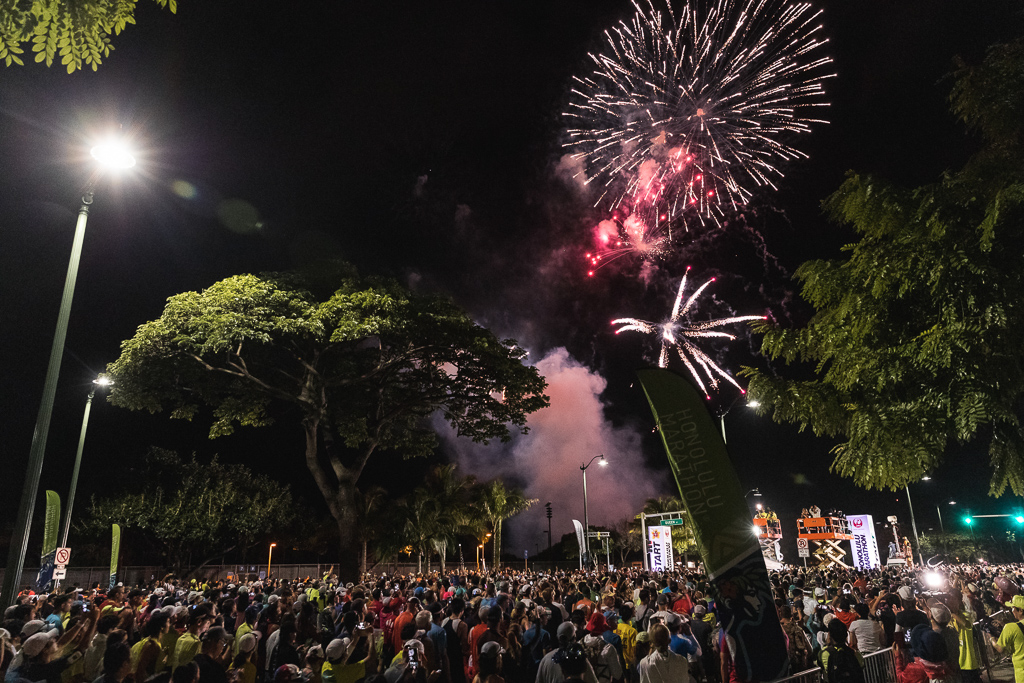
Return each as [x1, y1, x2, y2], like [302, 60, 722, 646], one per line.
[822, 645, 864, 683]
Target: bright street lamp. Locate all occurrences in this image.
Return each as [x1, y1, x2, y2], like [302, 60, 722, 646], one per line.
[59, 375, 114, 549]
[1, 140, 137, 607]
[267, 542, 277, 578]
[580, 454, 606, 568]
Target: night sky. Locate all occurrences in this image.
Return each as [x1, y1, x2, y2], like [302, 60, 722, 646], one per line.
[1, 0, 1022, 566]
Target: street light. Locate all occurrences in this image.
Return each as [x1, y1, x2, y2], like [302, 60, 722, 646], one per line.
[59, 376, 113, 549]
[903, 480, 926, 566]
[580, 454, 607, 567]
[267, 542, 277, 578]
[1, 140, 137, 607]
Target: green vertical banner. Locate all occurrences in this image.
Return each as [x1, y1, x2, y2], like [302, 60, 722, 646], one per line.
[35, 491, 61, 590]
[637, 369, 788, 681]
[109, 524, 121, 590]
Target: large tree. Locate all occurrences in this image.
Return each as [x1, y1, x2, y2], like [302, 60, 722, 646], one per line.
[107, 268, 549, 580]
[81, 447, 295, 573]
[0, 0, 176, 71]
[742, 40, 1024, 495]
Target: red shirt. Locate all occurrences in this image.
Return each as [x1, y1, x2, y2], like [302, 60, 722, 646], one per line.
[391, 610, 415, 655]
[672, 596, 693, 615]
[836, 610, 857, 627]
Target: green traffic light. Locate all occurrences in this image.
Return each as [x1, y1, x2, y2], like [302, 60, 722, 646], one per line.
[1016, 516, 1024, 524]
[964, 516, 973, 524]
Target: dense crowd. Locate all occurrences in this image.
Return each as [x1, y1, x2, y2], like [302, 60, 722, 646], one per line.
[4, 563, 1024, 683]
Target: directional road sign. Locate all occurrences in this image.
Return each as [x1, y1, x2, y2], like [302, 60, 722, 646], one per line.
[660, 519, 685, 526]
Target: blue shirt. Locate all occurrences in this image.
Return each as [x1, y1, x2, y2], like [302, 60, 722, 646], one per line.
[670, 634, 699, 658]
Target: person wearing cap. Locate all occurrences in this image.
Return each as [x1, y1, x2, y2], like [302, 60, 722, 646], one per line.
[990, 594, 1024, 683]
[322, 624, 377, 683]
[195, 626, 231, 683]
[229, 632, 260, 683]
[475, 641, 505, 683]
[637, 624, 686, 683]
[6, 607, 97, 683]
[538, 623, 599, 683]
[895, 623, 951, 683]
[816, 618, 863, 683]
[234, 604, 259, 658]
[170, 606, 213, 671]
[304, 644, 325, 683]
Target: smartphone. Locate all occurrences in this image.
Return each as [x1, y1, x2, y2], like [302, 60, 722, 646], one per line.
[903, 630, 912, 644]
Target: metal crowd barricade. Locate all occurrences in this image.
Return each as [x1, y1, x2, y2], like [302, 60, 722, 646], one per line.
[766, 647, 896, 683]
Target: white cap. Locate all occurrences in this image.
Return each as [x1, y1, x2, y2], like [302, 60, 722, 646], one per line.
[21, 631, 57, 658]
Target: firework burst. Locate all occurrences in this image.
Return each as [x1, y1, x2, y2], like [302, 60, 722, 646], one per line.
[565, 0, 833, 227]
[612, 267, 765, 396]
[585, 206, 671, 275]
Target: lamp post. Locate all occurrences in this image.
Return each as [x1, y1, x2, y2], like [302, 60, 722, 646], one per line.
[904, 484, 924, 566]
[59, 376, 113, 548]
[580, 454, 607, 567]
[267, 542, 277, 578]
[1, 141, 136, 608]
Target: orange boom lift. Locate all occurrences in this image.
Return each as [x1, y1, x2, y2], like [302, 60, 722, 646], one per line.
[797, 516, 854, 568]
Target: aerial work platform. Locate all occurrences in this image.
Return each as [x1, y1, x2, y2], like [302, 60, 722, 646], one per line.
[797, 516, 853, 568]
[754, 516, 783, 563]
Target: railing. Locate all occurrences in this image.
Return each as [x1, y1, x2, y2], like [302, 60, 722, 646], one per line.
[767, 646, 896, 683]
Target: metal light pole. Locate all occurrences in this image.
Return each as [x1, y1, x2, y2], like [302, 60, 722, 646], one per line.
[267, 542, 277, 578]
[59, 376, 112, 549]
[904, 485, 924, 566]
[580, 454, 607, 567]
[1, 142, 136, 608]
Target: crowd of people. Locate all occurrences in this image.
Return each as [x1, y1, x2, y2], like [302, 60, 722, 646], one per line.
[3, 563, 1024, 683]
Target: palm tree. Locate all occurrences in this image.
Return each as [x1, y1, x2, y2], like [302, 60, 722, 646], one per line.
[403, 489, 441, 573]
[424, 465, 476, 572]
[479, 479, 537, 569]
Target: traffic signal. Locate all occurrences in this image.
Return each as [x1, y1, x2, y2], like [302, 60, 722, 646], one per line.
[1015, 516, 1024, 524]
[964, 516, 973, 525]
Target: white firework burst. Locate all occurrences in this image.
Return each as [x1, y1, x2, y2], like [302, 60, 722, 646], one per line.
[565, 0, 834, 227]
[612, 268, 765, 396]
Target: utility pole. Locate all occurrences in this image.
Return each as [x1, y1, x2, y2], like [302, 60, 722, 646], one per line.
[545, 503, 553, 553]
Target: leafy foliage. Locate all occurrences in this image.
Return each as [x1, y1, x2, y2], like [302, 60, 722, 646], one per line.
[479, 479, 537, 568]
[0, 0, 176, 72]
[742, 40, 1024, 495]
[107, 266, 548, 578]
[80, 448, 294, 571]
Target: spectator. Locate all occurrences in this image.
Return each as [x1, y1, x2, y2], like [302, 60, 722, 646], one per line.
[847, 605, 882, 654]
[816, 619, 863, 683]
[638, 624, 687, 683]
[896, 624, 951, 683]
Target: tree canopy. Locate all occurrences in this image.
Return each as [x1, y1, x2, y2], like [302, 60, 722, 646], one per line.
[0, 0, 176, 71]
[107, 266, 548, 579]
[81, 447, 294, 573]
[742, 40, 1024, 495]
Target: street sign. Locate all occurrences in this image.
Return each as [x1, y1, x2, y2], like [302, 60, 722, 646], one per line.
[798, 548, 810, 558]
[796, 539, 808, 550]
[53, 567, 67, 580]
[660, 519, 685, 526]
[55, 547, 71, 567]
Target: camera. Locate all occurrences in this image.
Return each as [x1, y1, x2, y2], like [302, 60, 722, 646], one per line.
[978, 615, 1002, 638]
[405, 645, 420, 671]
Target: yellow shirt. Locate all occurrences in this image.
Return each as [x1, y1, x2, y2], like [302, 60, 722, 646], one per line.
[998, 621, 1024, 683]
[953, 614, 979, 671]
[615, 622, 637, 669]
[172, 632, 201, 671]
[234, 622, 254, 658]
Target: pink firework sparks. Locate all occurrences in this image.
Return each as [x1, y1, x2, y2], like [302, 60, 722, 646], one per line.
[611, 267, 766, 396]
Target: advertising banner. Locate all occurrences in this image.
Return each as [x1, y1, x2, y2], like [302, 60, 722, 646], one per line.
[637, 368, 789, 681]
[572, 519, 586, 568]
[109, 523, 121, 590]
[846, 514, 881, 569]
[35, 491, 61, 590]
[646, 525, 674, 572]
